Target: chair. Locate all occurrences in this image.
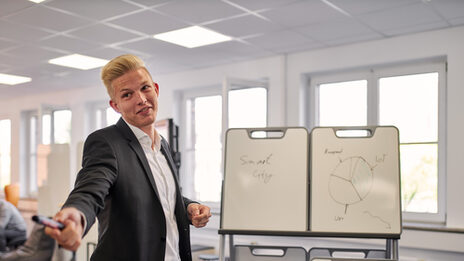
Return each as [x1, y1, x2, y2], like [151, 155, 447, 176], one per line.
[4, 184, 20, 207]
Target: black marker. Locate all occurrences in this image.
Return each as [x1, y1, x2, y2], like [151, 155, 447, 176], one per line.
[32, 215, 65, 230]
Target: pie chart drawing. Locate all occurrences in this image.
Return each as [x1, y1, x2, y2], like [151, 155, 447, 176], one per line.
[329, 156, 374, 214]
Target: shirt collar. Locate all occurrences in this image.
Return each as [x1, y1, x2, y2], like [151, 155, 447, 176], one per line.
[123, 118, 161, 152]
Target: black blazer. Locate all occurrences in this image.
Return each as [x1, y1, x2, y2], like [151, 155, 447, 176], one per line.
[63, 118, 194, 261]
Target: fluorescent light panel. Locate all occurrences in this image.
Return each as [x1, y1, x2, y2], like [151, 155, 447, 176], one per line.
[154, 26, 232, 48]
[0, 73, 32, 85]
[48, 54, 109, 70]
[28, 0, 46, 3]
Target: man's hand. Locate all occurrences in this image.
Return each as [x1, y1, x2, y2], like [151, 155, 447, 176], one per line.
[44, 207, 84, 251]
[187, 203, 211, 228]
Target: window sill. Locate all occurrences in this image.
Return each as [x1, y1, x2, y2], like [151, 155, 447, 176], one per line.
[403, 223, 464, 234]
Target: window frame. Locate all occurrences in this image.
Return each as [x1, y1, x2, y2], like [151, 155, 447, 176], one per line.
[306, 60, 446, 224]
[178, 78, 269, 212]
[0, 119, 12, 188]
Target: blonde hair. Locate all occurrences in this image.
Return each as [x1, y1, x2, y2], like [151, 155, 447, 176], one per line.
[101, 54, 152, 99]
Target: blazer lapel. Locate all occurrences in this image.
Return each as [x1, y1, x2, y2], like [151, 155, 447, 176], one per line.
[160, 138, 180, 186]
[116, 118, 161, 200]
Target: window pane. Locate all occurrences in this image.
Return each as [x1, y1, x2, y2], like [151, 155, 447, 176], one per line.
[379, 73, 438, 143]
[42, 114, 51, 145]
[0, 120, 11, 187]
[400, 144, 438, 213]
[29, 116, 38, 196]
[106, 107, 120, 126]
[95, 109, 103, 130]
[194, 96, 222, 202]
[318, 80, 367, 126]
[53, 110, 71, 144]
[228, 87, 267, 128]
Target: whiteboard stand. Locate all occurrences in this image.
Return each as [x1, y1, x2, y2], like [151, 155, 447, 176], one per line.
[218, 233, 399, 261]
[219, 126, 401, 261]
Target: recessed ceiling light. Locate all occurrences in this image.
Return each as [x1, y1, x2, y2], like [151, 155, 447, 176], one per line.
[28, 0, 46, 3]
[48, 54, 109, 70]
[154, 26, 232, 48]
[0, 73, 32, 85]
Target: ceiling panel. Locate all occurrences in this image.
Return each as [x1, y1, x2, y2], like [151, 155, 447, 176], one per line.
[39, 35, 101, 53]
[205, 14, 283, 38]
[0, 39, 17, 51]
[382, 20, 449, 36]
[449, 16, 464, 26]
[119, 38, 191, 59]
[0, 20, 51, 41]
[81, 46, 145, 61]
[126, 0, 171, 8]
[109, 10, 188, 35]
[295, 17, 379, 43]
[5, 45, 64, 62]
[203, 40, 273, 58]
[245, 30, 320, 52]
[327, 0, 418, 15]
[261, 0, 346, 27]
[326, 32, 383, 47]
[5, 5, 91, 32]
[45, 0, 141, 20]
[428, 0, 464, 20]
[0, 0, 34, 18]
[357, 2, 444, 32]
[154, 0, 243, 24]
[69, 24, 141, 45]
[227, 0, 303, 11]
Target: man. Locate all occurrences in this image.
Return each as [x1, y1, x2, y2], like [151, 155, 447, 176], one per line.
[0, 199, 27, 252]
[45, 54, 211, 261]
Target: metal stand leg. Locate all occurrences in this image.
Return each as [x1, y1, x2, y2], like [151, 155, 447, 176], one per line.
[229, 235, 234, 261]
[219, 235, 225, 261]
[385, 239, 392, 259]
[392, 239, 399, 260]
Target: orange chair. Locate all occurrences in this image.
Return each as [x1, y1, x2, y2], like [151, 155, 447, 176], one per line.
[4, 183, 20, 207]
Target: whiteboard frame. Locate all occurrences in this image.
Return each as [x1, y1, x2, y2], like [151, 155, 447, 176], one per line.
[309, 126, 402, 237]
[220, 127, 309, 233]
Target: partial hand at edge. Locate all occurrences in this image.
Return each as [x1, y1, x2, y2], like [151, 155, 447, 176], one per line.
[44, 207, 84, 251]
[187, 203, 212, 228]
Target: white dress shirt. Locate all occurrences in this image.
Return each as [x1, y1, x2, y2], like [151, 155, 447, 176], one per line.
[126, 121, 180, 261]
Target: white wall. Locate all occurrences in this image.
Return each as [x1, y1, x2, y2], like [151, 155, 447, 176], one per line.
[0, 25, 463, 260]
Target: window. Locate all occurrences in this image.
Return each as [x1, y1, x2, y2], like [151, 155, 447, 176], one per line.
[21, 111, 38, 197]
[88, 102, 120, 133]
[308, 61, 445, 223]
[41, 109, 72, 145]
[0, 119, 11, 188]
[21, 108, 72, 197]
[181, 79, 268, 203]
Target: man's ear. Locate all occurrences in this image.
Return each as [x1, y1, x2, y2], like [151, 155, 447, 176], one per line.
[109, 100, 120, 113]
[154, 82, 159, 95]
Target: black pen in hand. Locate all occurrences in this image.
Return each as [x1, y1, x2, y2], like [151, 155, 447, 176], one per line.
[32, 215, 65, 230]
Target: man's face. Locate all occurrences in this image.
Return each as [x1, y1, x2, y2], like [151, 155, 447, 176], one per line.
[109, 68, 159, 130]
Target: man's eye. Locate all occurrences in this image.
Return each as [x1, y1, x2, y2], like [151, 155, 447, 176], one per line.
[122, 93, 131, 98]
[142, 85, 151, 90]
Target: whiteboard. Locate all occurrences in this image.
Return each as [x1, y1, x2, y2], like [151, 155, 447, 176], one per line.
[310, 126, 402, 236]
[221, 128, 308, 232]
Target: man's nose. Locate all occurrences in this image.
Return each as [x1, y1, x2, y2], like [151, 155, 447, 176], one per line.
[135, 92, 147, 104]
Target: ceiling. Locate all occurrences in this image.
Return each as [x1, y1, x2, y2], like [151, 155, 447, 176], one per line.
[1, 0, 463, 100]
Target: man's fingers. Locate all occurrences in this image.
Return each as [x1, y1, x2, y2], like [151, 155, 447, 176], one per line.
[58, 221, 81, 250]
[44, 226, 61, 239]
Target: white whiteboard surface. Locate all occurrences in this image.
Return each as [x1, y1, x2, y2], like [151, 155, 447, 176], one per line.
[310, 126, 401, 235]
[221, 128, 308, 232]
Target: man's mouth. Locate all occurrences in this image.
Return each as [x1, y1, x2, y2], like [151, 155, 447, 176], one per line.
[137, 106, 152, 114]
